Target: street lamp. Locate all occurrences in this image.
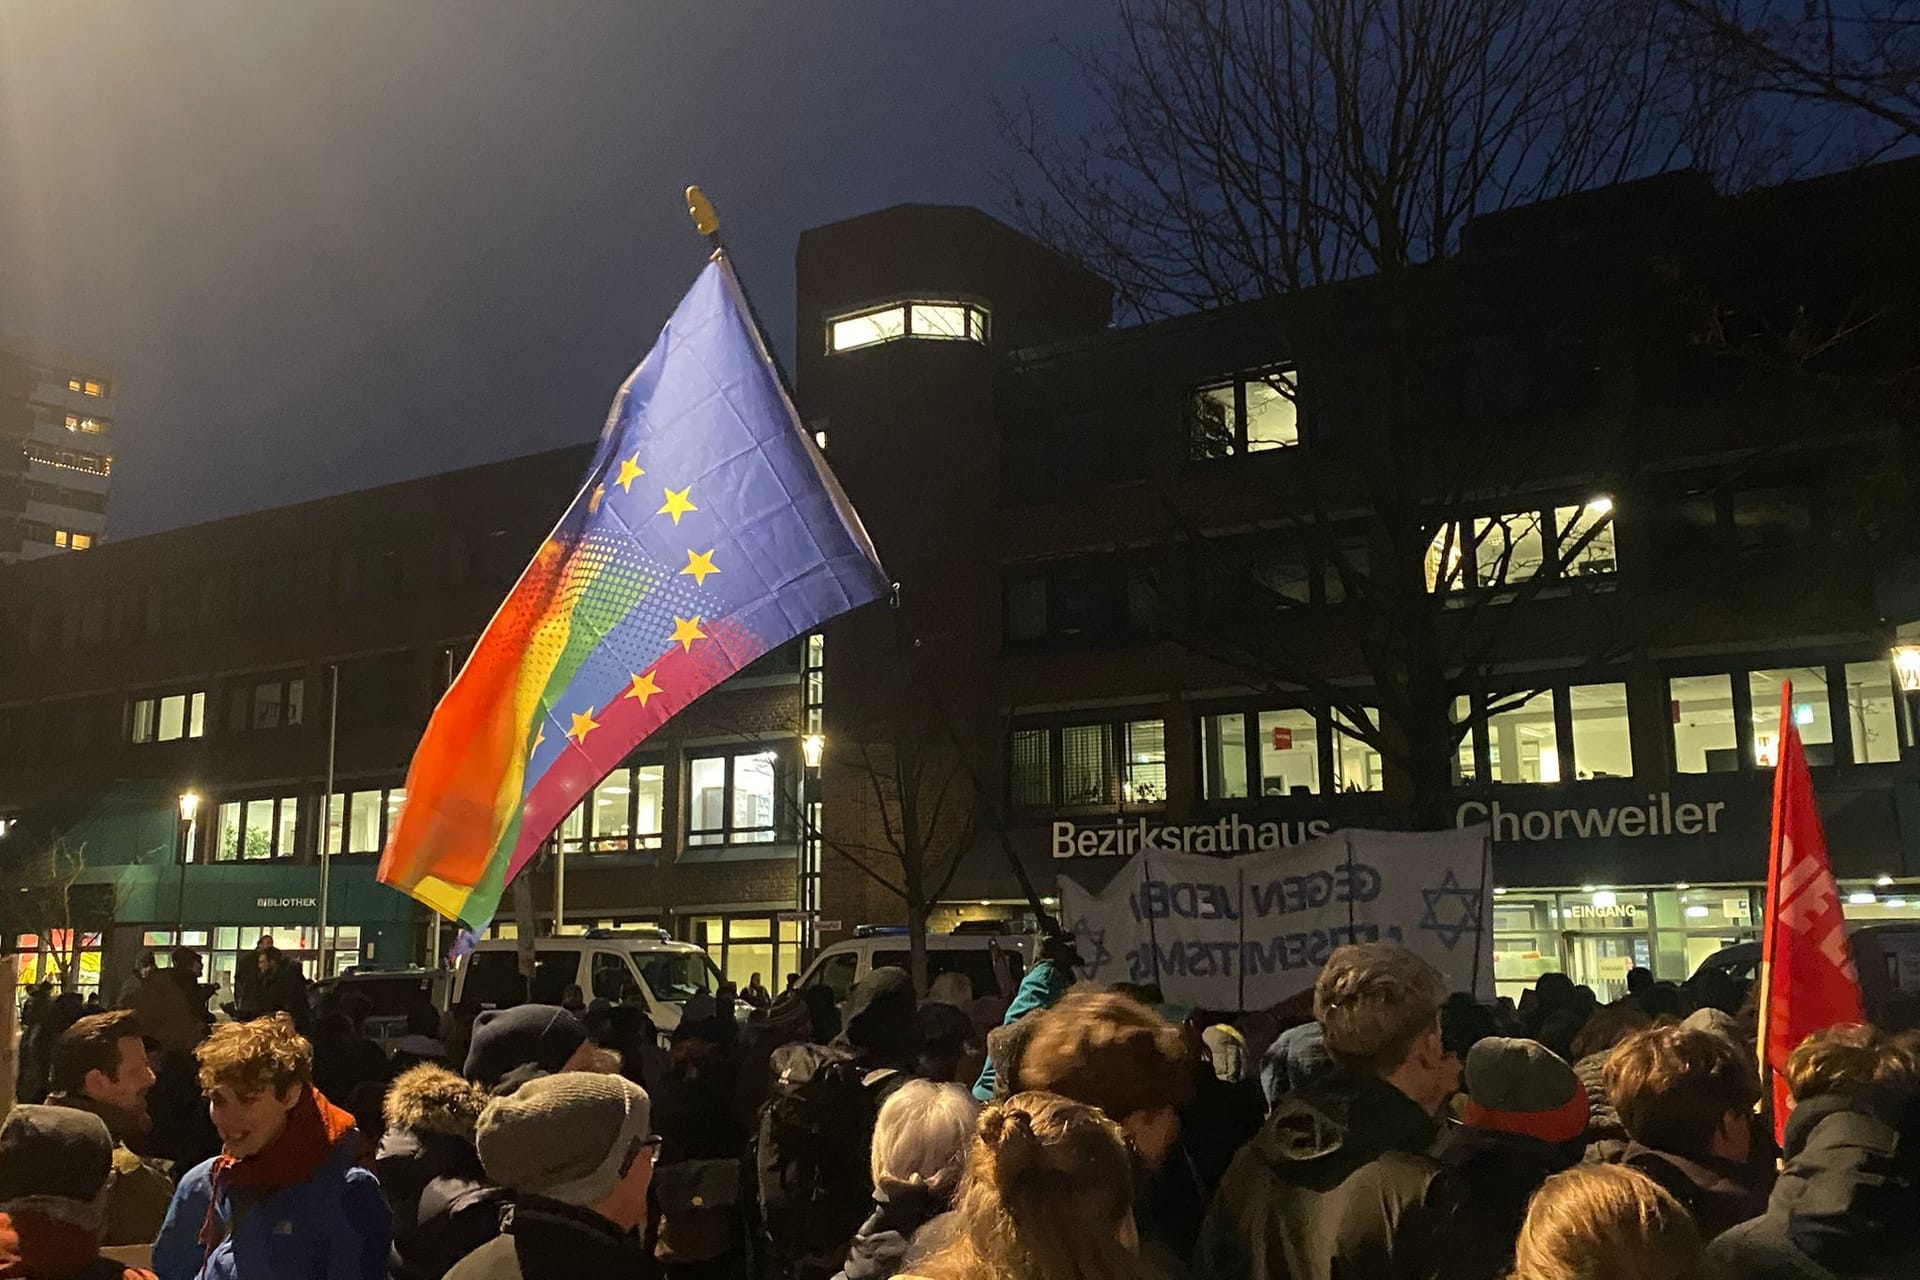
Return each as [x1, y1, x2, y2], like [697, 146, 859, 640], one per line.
[173, 791, 199, 936]
[801, 733, 826, 770]
[1893, 645, 1920, 693]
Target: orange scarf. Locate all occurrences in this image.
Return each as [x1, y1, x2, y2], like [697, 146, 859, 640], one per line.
[197, 1085, 356, 1251]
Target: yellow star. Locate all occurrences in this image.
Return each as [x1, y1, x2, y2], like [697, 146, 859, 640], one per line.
[680, 548, 720, 587]
[531, 725, 546, 755]
[670, 616, 706, 652]
[566, 708, 600, 745]
[615, 454, 644, 493]
[588, 484, 606, 514]
[657, 486, 697, 525]
[624, 669, 662, 706]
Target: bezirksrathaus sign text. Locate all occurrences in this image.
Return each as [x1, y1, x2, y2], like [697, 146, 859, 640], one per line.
[1052, 792, 1728, 859]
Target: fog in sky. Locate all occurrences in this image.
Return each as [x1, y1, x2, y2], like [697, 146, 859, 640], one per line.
[0, 3, 1114, 538]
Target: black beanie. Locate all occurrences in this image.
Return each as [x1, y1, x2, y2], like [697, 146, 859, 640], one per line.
[464, 1004, 587, 1088]
[0, 1105, 111, 1203]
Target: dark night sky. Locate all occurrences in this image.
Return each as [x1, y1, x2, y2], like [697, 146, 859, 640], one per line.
[0, 3, 1114, 539]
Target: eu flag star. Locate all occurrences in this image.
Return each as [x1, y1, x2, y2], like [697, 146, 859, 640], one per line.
[614, 454, 645, 493]
[566, 709, 600, 745]
[530, 726, 545, 756]
[670, 616, 706, 651]
[1418, 869, 1484, 951]
[624, 670, 662, 706]
[680, 549, 719, 587]
[658, 487, 697, 525]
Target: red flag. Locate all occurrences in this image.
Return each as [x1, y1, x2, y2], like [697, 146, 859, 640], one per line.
[1758, 680, 1864, 1142]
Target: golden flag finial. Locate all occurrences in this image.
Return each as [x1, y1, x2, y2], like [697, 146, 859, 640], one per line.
[686, 186, 720, 239]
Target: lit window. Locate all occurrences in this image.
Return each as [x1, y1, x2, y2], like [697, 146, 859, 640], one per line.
[1010, 729, 1052, 807]
[1843, 660, 1901, 764]
[1473, 511, 1546, 588]
[1556, 499, 1617, 576]
[1568, 683, 1632, 779]
[1429, 497, 1617, 593]
[129, 691, 206, 744]
[1062, 724, 1116, 806]
[826, 300, 990, 353]
[1123, 720, 1166, 804]
[1331, 707, 1385, 792]
[1258, 710, 1320, 797]
[1201, 713, 1250, 800]
[70, 533, 92, 551]
[687, 749, 784, 846]
[66, 378, 105, 397]
[1188, 370, 1300, 459]
[216, 795, 300, 861]
[1453, 695, 1478, 783]
[1670, 674, 1737, 774]
[52, 530, 68, 549]
[1486, 689, 1559, 784]
[828, 307, 906, 352]
[1751, 668, 1833, 767]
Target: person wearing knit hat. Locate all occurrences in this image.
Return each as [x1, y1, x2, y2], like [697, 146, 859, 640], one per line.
[0, 1104, 158, 1279]
[1435, 1037, 1589, 1280]
[445, 1073, 660, 1280]
[462, 1004, 602, 1092]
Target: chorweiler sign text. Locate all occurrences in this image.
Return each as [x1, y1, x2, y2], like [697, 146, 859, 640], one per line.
[1053, 791, 1727, 858]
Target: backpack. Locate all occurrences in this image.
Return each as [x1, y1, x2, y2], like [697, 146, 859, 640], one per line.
[753, 1042, 900, 1266]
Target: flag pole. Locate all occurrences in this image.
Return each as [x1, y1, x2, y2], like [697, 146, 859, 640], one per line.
[1756, 679, 1793, 1114]
[318, 663, 339, 978]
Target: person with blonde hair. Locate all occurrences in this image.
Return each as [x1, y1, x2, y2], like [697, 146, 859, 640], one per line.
[152, 1013, 389, 1280]
[895, 1091, 1155, 1280]
[835, 1081, 978, 1280]
[1198, 943, 1469, 1280]
[1513, 1164, 1704, 1280]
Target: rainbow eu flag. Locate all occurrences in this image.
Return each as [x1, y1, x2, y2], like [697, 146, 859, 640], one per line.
[378, 256, 888, 930]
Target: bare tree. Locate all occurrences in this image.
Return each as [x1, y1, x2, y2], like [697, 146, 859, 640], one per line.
[0, 835, 91, 995]
[995, 0, 1840, 827]
[1653, 0, 1920, 150]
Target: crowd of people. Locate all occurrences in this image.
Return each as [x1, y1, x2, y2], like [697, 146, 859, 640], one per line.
[2, 931, 1917, 1280]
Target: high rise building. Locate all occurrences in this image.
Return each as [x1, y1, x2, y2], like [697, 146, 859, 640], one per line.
[0, 338, 114, 563]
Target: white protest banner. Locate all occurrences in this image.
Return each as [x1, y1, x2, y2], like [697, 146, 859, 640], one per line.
[1057, 827, 1493, 1010]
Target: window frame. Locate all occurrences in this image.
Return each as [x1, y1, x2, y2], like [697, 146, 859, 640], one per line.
[324, 785, 408, 856]
[1198, 703, 1389, 803]
[1665, 655, 1905, 775]
[1425, 495, 1617, 596]
[127, 689, 207, 745]
[825, 298, 991, 354]
[685, 747, 789, 847]
[560, 759, 667, 856]
[1007, 714, 1169, 812]
[225, 674, 307, 734]
[210, 793, 304, 863]
[1186, 367, 1301, 460]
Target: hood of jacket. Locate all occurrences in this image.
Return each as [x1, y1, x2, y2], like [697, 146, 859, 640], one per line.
[384, 1064, 488, 1140]
[834, 967, 917, 1066]
[1254, 1073, 1438, 1174]
[1770, 1089, 1920, 1271]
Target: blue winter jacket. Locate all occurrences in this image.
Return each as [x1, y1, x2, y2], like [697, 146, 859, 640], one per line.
[152, 1135, 391, 1280]
[971, 958, 1074, 1101]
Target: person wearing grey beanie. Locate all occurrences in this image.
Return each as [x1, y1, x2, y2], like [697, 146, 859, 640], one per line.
[444, 1072, 661, 1280]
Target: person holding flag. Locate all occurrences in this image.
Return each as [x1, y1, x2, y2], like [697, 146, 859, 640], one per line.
[1757, 680, 1866, 1142]
[378, 190, 890, 936]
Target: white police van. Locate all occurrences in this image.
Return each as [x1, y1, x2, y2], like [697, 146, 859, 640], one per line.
[797, 921, 1039, 1003]
[451, 927, 725, 1033]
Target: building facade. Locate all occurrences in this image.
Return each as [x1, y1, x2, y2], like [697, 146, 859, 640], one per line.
[1, 338, 115, 563]
[0, 448, 816, 999]
[798, 168, 1920, 1001]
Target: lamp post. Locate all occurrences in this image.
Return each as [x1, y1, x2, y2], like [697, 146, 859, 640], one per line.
[798, 733, 825, 959]
[173, 791, 199, 937]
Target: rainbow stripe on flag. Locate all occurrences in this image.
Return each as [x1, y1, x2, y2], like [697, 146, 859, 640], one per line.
[377, 256, 888, 930]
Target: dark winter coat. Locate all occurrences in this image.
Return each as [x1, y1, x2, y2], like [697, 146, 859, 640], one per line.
[1707, 1090, 1920, 1280]
[1194, 1073, 1470, 1280]
[1433, 1124, 1582, 1280]
[374, 1065, 507, 1280]
[1621, 1140, 1773, 1241]
[441, 1198, 660, 1280]
[830, 1186, 952, 1280]
[1572, 1051, 1631, 1161]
